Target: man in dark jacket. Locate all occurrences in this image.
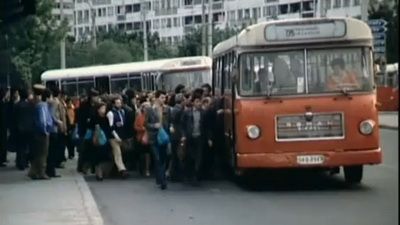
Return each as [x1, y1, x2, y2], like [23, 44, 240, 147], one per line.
[14, 88, 34, 170]
[0, 88, 9, 167]
[169, 93, 185, 181]
[180, 93, 212, 184]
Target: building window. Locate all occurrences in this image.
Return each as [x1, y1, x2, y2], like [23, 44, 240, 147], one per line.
[78, 11, 83, 24]
[184, 0, 193, 6]
[325, 0, 332, 9]
[184, 16, 193, 25]
[194, 15, 202, 24]
[238, 9, 243, 20]
[244, 9, 250, 19]
[353, 0, 360, 6]
[134, 22, 142, 30]
[166, 18, 172, 28]
[279, 4, 288, 14]
[108, 7, 114, 16]
[84, 10, 89, 23]
[252, 8, 258, 19]
[133, 4, 141, 12]
[343, 0, 350, 7]
[173, 17, 180, 27]
[228, 10, 235, 21]
[194, 0, 202, 4]
[126, 23, 133, 30]
[333, 0, 341, 8]
[78, 27, 83, 36]
[290, 3, 301, 13]
[153, 19, 160, 29]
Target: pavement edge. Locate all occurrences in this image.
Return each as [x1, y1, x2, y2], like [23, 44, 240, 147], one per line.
[75, 174, 104, 225]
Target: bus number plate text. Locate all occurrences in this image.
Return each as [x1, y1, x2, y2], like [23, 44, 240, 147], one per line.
[297, 155, 325, 165]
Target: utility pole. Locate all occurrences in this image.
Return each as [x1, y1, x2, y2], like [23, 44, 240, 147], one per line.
[201, 0, 206, 56]
[91, 0, 97, 49]
[207, 0, 213, 57]
[361, 0, 369, 22]
[60, 0, 66, 69]
[142, 0, 148, 61]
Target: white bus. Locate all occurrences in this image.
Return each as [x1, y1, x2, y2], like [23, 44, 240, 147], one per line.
[41, 56, 212, 96]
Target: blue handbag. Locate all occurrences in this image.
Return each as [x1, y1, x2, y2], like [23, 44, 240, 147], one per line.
[157, 127, 170, 146]
[84, 129, 93, 140]
[96, 129, 107, 146]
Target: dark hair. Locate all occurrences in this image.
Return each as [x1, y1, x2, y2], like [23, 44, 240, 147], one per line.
[19, 88, 28, 100]
[191, 93, 202, 102]
[41, 89, 51, 101]
[174, 84, 185, 94]
[330, 58, 346, 70]
[121, 94, 129, 104]
[96, 102, 107, 111]
[51, 87, 60, 97]
[155, 90, 166, 98]
[125, 89, 135, 99]
[201, 83, 212, 93]
[112, 96, 122, 105]
[138, 96, 147, 104]
[192, 88, 203, 97]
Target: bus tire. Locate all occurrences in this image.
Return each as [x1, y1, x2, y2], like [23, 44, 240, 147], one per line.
[344, 165, 363, 184]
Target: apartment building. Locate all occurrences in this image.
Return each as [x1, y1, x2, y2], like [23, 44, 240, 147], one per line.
[73, 0, 363, 44]
[52, 0, 75, 35]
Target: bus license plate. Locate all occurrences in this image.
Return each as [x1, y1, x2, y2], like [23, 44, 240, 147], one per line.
[297, 155, 325, 165]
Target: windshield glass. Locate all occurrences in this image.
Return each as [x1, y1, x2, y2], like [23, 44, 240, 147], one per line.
[239, 47, 373, 96]
[159, 69, 211, 92]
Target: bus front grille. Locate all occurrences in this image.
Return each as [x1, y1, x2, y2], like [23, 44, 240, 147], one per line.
[275, 112, 345, 142]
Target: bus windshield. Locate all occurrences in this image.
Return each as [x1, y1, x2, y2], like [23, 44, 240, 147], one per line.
[239, 47, 373, 96]
[158, 69, 211, 91]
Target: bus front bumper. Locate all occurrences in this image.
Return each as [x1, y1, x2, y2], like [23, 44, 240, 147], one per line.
[236, 148, 382, 169]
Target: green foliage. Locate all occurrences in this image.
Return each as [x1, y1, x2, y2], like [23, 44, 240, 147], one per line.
[1, 0, 69, 86]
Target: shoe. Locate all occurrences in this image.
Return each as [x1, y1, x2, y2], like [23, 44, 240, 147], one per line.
[0, 163, 7, 167]
[49, 174, 61, 178]
[145, 171, 151, 177]
[96, 176, 103, 181]
[56, 163, 65, 169]
[34, 175, 50, 180]
[160, 184, 167, 190]
[120, 170, 129, 179]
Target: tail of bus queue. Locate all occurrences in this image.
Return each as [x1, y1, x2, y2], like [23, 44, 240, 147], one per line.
[212, 17, 382, 184]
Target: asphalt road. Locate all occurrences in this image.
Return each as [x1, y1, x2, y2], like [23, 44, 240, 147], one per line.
[86, 129, 398, 225]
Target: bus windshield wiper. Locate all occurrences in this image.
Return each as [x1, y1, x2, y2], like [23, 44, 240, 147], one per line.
[339, 87, 351, 96]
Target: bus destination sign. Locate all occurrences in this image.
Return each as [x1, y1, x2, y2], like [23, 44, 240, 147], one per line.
[265, 21, 346, 41]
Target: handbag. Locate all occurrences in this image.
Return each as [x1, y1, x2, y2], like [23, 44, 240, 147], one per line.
[84, 129, 93, 140]
[157, 127, 170, 146]
[92, 126, 107, 146]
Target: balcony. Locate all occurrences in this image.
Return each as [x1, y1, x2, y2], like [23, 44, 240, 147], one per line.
[155, 8, 178, 16]
[117, 14, 126, 21]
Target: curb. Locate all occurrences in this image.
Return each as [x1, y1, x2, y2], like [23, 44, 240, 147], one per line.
[75, 173, 104, 225]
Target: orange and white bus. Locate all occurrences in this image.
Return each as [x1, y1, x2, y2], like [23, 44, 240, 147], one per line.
[212, 17, 382, 184]
[376, 63, 398, 111]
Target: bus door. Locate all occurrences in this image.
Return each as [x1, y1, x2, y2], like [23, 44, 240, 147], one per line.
[95, 76, 110, 94]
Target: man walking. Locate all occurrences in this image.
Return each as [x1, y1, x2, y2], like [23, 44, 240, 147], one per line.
[28, 85, 52, 180]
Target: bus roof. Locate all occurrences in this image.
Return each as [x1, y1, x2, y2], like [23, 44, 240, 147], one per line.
[213, 17, 372, 56]
[41, 56, 211, 81]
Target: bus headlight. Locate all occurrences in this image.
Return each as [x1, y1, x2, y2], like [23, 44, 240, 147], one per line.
[359, 120, 375, 135]
[247, 125, 261, 139]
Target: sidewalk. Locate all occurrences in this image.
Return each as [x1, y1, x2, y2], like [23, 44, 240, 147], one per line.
[379, 112, 398, 130]
[0, 154, 103, 225]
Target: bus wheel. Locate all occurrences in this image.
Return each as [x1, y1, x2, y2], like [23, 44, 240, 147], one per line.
[344, 165, 363, 184]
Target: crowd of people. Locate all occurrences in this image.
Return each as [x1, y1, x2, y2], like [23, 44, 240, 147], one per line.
[0, 83, 226, 190]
